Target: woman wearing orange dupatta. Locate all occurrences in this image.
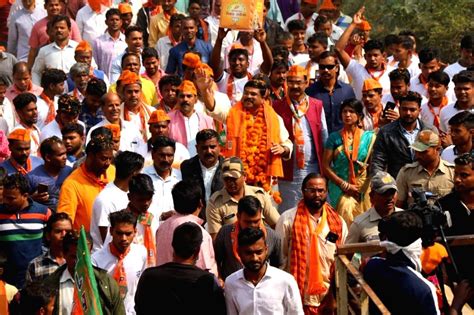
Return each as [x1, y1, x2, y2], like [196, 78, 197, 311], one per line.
[322, 99, 376, 225]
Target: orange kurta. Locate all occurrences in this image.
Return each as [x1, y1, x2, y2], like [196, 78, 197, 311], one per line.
[57, 164, 116, 231]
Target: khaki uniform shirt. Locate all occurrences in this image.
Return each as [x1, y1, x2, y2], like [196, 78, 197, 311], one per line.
[206, 184, 280, 235]
[396, 159, 455, 204]
[346, 207, 404, 244]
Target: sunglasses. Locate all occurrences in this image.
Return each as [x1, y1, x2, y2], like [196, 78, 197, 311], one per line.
[319, 64, 337, 70]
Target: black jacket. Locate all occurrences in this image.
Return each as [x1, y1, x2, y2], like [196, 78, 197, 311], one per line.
[180, 155, 224, 219]
[370, 119, 436, 178]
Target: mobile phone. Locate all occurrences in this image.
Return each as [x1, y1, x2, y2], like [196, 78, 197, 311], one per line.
[37, 184, 48, 194]
[383, 101, 396, 118]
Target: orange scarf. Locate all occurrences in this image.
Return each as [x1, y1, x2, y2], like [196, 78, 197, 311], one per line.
[40, 92, 56, 124]
[270, 83, 287, 100]
[230, 221, 267, 264]
[123, 102, 153, 141]
[365, 63, 386, 81]
[166, 27, 180, 46]
[20, 124, 40, 149]
[199, 19, 209, 42]
[341, 127, 362, 185]
[368, 104, 383, 129]
[0, 281, 8, 315]
[287, 95, 309, 169]
[9, 157, 32, 175]
[109, 242, 130, 299]
[71, 283, 83, 314]
[138, 212, 156, 267]
[224, 101, 283, 178]
[163, 7, 177, 21]
[80, 163, 109, 189]
[226, 73, 252, 102]
[144, 3, 162, 16]
[419, 74, 428, 90]
[427, 96, 449, 129]
[290, 201, 328, 296]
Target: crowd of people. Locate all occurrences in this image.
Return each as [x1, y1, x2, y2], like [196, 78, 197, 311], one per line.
[0, 0, 472, 313]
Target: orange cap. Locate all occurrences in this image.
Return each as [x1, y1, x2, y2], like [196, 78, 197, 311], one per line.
[318, 0, 336, 11]
[288, 65, 308, 78]
[178, 80, 197, 95]
[148, 109, 171, 124]
[362, 78, 382, 92]
[229, 43, 245, 52]
[357, 20, 372, 31]
[118, 2, 133, 14]
[302, 0, 318, 4]
[104, 124, 121, 138]
[182, 52, 201, 68]
[75, 40, 92, 52]
[118, 70, 141, 86]
[8, 129, 31, 142]
[197, 63, 214, 77]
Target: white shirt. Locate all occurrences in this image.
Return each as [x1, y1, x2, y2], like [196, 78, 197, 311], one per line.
[410, 75, 457, 103]
[92, 243, 147, 315]
[93, 32, 127, 78]
[0, 97, 16, 132]
[444, 62, 466, 79]
[184, 112, 200, 156]
[216, 72, 252, 105]
[420, 100, 443, 128]
[223, 38, 263, 75]
[439, 102, 474, 133]
[75, 5, 108, 44]
[441, 145, 458, 164]
[144, 141, 190, 168]
[285, 12, 318, 31]
[301, 60, 349, 83]
[289, 52, 310, 67]
[119, 103, 155, 140]
[195, 90, 231, 114]
[32, 40, 79, 85]
[59, 268, 75, 315]
[142, 166, 181, 217]
[305, 23, 344, 43]
[90, 182, 129, 253]
[200, 160, 219, 202]
[224, 265, 304, 315]
[40, 119, 86, 142]
[388, 60, 422, 80]
[155, 36, 174, 70]
[345, 59, 391, 100]
[87, 118, 147, 157]
[11, 124, 41, 156]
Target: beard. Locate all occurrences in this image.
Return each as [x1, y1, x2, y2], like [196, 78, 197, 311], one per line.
[304, 196, 326, 210]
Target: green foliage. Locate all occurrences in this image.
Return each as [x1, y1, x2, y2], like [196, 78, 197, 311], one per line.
[341, 0, 474, 62]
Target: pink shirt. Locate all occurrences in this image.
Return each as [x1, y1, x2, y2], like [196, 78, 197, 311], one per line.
[6, 83, 43, 102]
[155, 213, 218, 276]
[28, 16, 81, 49]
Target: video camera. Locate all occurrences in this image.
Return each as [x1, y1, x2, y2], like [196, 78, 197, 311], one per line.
[408, 188, 447, 247]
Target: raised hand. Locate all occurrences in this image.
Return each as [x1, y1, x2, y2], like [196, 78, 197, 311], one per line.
[353, 6, 365, 25]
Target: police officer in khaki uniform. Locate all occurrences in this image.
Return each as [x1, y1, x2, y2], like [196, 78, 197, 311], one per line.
[395, 129, 455, 209]
[347, 171, 403, 244]
[206, 157, 280, 240]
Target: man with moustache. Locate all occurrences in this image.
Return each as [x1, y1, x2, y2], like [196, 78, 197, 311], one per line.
[87, 92, 146, 156]
[168, 80, 214, 156]
[181, 129, 224, 212]
[61, 123, 85, 167]
[1, 129, 43, 175]
[224, 227, 303, 314]
[346, 171, 402, 243]
[142, 136, 181, 217]
[145, 109, 190, 168]
[11, 92, 41, 156]
[276, 173, 347, 314]
[273, 65, 328, 212]
[40, 94, 83, 141]
[269, 60, 289, 101]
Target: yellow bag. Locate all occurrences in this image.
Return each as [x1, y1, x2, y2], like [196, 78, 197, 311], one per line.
[220, 0, 264, 30]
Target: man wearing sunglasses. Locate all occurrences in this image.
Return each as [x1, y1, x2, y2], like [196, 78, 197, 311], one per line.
[306, 51, 355, 134]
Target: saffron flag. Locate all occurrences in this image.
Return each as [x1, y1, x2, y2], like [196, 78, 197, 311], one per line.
[220, 0, 265, 30]
[73, 226, 103, 315]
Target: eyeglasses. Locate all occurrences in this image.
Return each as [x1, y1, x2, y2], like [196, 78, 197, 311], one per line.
[303, 188, 322, 194]
[319, 64, 337, 70]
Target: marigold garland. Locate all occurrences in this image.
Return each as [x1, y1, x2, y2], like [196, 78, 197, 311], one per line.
[240, 106, 282, 204]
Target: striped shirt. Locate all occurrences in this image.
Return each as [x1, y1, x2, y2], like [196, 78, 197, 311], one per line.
[25, 249, 63, 285]
[0, 200, 51, 288]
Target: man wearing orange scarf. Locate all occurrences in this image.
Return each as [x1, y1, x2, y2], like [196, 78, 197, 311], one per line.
[148, 0, 182, 47]
[57, 130, 116, 231]
[420, 70, 450, 132]
[92, 210, 147, 314]
[118, 70, 155, 140]
[197, 75, 292, 196]
[276, 173, 347, 314]
[0, 129, 42, 175]
[361, 78, 384, 130]
[273, 65, 327, 212]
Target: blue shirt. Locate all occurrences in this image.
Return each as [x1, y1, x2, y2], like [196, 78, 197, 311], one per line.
[306, 80, 355, 134]
[79, 100, 105, 134]
[67, 69, 107, 91]
[0, 156, 43, 175]
[27, 164, 73, 211]
[165, 39, 213, 77]
[0, 199, 50, 288]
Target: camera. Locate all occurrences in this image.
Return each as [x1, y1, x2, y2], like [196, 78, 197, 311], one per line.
[408, 188, 447, 247]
